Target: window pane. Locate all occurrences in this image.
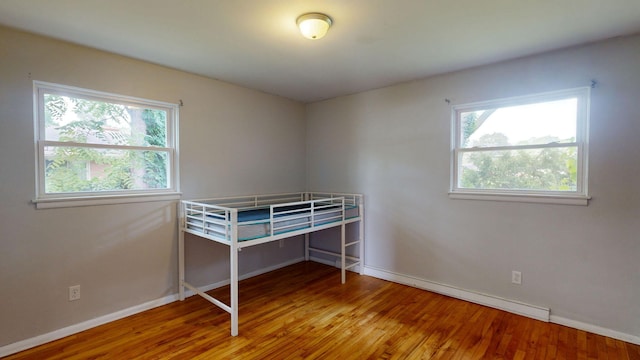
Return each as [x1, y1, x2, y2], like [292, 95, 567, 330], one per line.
[460, 98, 577, 148]
[44, 94, 167, 147]
[459, 147, 578, 191]
[44, 146, 169, 193]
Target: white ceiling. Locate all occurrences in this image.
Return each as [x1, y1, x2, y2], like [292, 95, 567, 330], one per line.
[1, 0, 639, 103]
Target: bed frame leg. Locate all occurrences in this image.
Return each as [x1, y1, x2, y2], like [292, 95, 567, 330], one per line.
[230, 245, 239, 336]
[178, 229, 185, 301]
[341, 223, 346, 284]
[230, 212, 239, 336]
[359, 203, 364, 275]
[304, 233, 310, 261]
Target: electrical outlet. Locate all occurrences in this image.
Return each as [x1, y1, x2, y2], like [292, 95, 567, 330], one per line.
[511, 271, 522, 285]
[279, 239, 284, 248]
[69, 285, 81, 301]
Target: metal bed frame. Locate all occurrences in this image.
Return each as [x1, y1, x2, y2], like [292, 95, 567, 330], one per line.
[178, 192, 364, 336]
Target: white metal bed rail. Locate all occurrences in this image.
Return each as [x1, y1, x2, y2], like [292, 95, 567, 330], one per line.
[269, 197, 345, 237]
[182, 200, 236, 242]
[189, 192, 305, 211]
[307, 192, 362, 208]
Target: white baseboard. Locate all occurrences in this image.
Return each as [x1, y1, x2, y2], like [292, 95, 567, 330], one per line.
[0, 294, 178, 358]
[363, 265, 550, 322]
[550, 315, 640, 346]
[363, 265, 640, 345]
[0, 257, 306, 358]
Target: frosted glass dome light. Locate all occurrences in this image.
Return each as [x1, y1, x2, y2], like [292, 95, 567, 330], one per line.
[297, 13, 333, 40]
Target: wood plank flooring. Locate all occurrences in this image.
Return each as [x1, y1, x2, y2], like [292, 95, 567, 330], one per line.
[5, 261, 640, 359]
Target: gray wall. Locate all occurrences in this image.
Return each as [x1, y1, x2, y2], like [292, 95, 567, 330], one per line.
[0, 26, 306, 346]
[306, 34, 640, 338]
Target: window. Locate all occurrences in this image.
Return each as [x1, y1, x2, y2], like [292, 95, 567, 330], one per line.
[450, 87, 590, 205]
[34, 81, 179, 208]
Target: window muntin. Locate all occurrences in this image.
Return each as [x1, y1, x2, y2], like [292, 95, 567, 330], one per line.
[451, 88, 589, 200]
[35, 82, 179, 202]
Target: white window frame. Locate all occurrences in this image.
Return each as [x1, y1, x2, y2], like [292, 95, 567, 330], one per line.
[449, 87, 590, 205]
[33, 81, 180, 209]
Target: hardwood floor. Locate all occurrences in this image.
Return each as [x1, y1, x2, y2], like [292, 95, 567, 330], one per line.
[6, 261, 640, 359]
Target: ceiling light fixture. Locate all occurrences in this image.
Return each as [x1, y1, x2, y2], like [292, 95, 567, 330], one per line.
[296, 13, 333, 40]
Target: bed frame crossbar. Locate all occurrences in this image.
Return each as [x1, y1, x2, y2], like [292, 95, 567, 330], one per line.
[182, 282, 232, 314]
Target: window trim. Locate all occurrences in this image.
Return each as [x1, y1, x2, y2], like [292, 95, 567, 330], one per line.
[33, 81, 180, 209]
[449, 87, 590, 205]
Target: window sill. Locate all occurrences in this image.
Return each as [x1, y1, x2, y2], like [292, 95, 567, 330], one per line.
[448, 192, 590, 206]
[33, 192, 182, 209]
